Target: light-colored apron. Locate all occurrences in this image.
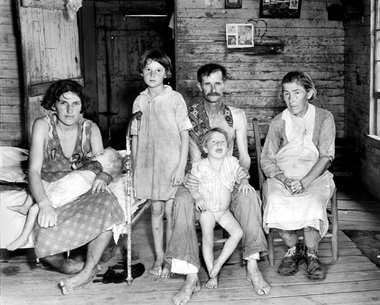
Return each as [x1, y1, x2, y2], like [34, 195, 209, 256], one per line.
[263, 105, 335, 237]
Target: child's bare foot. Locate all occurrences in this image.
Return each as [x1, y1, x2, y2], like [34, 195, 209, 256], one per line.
[205, 277, 218, 289]
[173, 273, 200, 305]
[160, 262, 171, 278]
[149, 260, 163, 277]
[7, 205, 29, 215]
[6, 237, 28, 251]
[209, 261, 223, 279]
[59, 266, 97, 295]
[247, 260, 271, 295]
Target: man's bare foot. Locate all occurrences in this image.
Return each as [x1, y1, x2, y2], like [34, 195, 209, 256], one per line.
[7, 205, 28, 215]
[59, 266, 97, 295]
[205, 277, 218, 289]
[6, 237, 28, 251]
[247, 260, 270, 295]
[173, 273, 201, 305]
[160, 262, 171, 278]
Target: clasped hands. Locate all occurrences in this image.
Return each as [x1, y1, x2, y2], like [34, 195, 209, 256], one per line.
[283, 177, 305, 195]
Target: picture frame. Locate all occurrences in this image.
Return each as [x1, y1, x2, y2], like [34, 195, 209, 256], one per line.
[225, 0, 242, 9]
[226, 23, 254, 48]
[259, 0, 302, 19]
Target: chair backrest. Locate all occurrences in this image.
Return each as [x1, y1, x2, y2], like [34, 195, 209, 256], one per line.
[252, 118, 265, 190]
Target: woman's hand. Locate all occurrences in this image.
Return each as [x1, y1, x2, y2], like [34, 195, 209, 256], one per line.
[238, 179, 255, 196]
[92, 173, 110, 193]
[171, 166, 185, 186]
[37, 200, 57, 228]
[288, 179, 305, 194]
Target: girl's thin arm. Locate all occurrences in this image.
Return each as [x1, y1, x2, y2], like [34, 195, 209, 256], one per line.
[178, 130, 189, 171]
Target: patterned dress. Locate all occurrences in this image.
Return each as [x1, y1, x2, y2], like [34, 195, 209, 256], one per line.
[33, 114, 124, 258]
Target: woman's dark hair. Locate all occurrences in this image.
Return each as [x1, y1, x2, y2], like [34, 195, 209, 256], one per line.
[41, 79, 86, 112]
[197, 63, 227, 83]
[281, 71, 317, 100]
[139, 49, 173, 78]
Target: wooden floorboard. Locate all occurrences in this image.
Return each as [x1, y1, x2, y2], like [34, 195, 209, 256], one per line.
[2, 176, 380, 305]
[2, 207, 380, 305]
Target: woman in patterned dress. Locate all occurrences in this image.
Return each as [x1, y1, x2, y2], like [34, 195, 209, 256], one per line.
[28, 80, 124, 294]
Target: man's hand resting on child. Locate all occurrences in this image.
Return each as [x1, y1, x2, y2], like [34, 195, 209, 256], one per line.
[238, 179, 255, 196]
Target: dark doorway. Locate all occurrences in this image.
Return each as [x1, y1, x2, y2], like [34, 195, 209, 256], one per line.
[81, 0, 175, 150]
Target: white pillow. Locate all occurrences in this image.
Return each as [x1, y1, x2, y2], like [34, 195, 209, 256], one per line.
[0, 147, 28, 183]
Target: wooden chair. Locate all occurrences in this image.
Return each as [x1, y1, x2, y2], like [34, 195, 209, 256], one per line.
[252, 118, 339, 266]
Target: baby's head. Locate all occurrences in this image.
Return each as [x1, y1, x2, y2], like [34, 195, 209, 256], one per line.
[202, 128, 230, 159]
[94, 147, 124, 178]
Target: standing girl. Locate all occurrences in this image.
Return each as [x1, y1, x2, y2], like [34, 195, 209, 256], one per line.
[131, 49, 192, 278]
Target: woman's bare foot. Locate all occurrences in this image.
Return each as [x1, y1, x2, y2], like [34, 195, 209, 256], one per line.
[205, 277, 218, 289]
[7, 205, 29, 215]
[173, 273, 201, 305]
[6, 237, 29, 251]
[59, 266, 97, 295]
[247, 260, 271, 295]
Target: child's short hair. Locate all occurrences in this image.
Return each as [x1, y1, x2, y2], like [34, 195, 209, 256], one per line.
[96, 147, 124, 178]
[202, 128, 230, 149]
[139, 49, 173, 78]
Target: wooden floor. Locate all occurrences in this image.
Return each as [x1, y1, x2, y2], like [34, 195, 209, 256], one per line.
[1, 178, 380, 305]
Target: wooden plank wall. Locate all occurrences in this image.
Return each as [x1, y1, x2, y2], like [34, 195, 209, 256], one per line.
[175, 0, 345, 142]
[0, 0, 25, 147]
[344, 0, 380, 200]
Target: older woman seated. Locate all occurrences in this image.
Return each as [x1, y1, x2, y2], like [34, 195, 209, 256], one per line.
[261, 71, 336, 280]
[25, 80, 125, 294]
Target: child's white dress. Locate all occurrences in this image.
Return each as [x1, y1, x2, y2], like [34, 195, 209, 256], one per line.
[131, 85, 192, 201]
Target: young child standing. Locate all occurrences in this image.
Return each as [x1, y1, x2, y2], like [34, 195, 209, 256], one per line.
[6, 147, 124, 251]
[189, 128, 254, 289]
[131, 49, 192, 278]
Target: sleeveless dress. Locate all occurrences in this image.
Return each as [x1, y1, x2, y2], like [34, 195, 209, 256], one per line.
[33, 114, 124, 258]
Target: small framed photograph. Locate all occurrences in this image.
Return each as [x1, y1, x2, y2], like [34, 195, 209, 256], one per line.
[225, 0, 242, 9]
[226, 23, 254, 48]
[259, 0, 302, 18]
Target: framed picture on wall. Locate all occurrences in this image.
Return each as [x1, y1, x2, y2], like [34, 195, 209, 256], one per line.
[225, 0, 242, 9]
[226, 23, 254, 48]
[259, 0, 302, 18]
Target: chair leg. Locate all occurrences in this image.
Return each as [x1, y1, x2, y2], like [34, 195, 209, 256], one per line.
[268, 229, 275, 266]
[331, 188, 339, 262]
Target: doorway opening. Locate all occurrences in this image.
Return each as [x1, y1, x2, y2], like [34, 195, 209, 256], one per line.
[81, 0, 175, 149]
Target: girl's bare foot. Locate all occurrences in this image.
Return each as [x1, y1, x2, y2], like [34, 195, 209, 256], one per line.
[7, 205, 29, 215]
[6, 237, 28, 251]
[59, 266, 97, 295]
[173, 273, 201, 305]
[160, 262, 171, 278]
[205, 277, 218, 289]
[149, 260, 163, 277]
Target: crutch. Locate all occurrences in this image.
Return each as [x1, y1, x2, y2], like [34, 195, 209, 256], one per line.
[125, 111, 142, 285]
